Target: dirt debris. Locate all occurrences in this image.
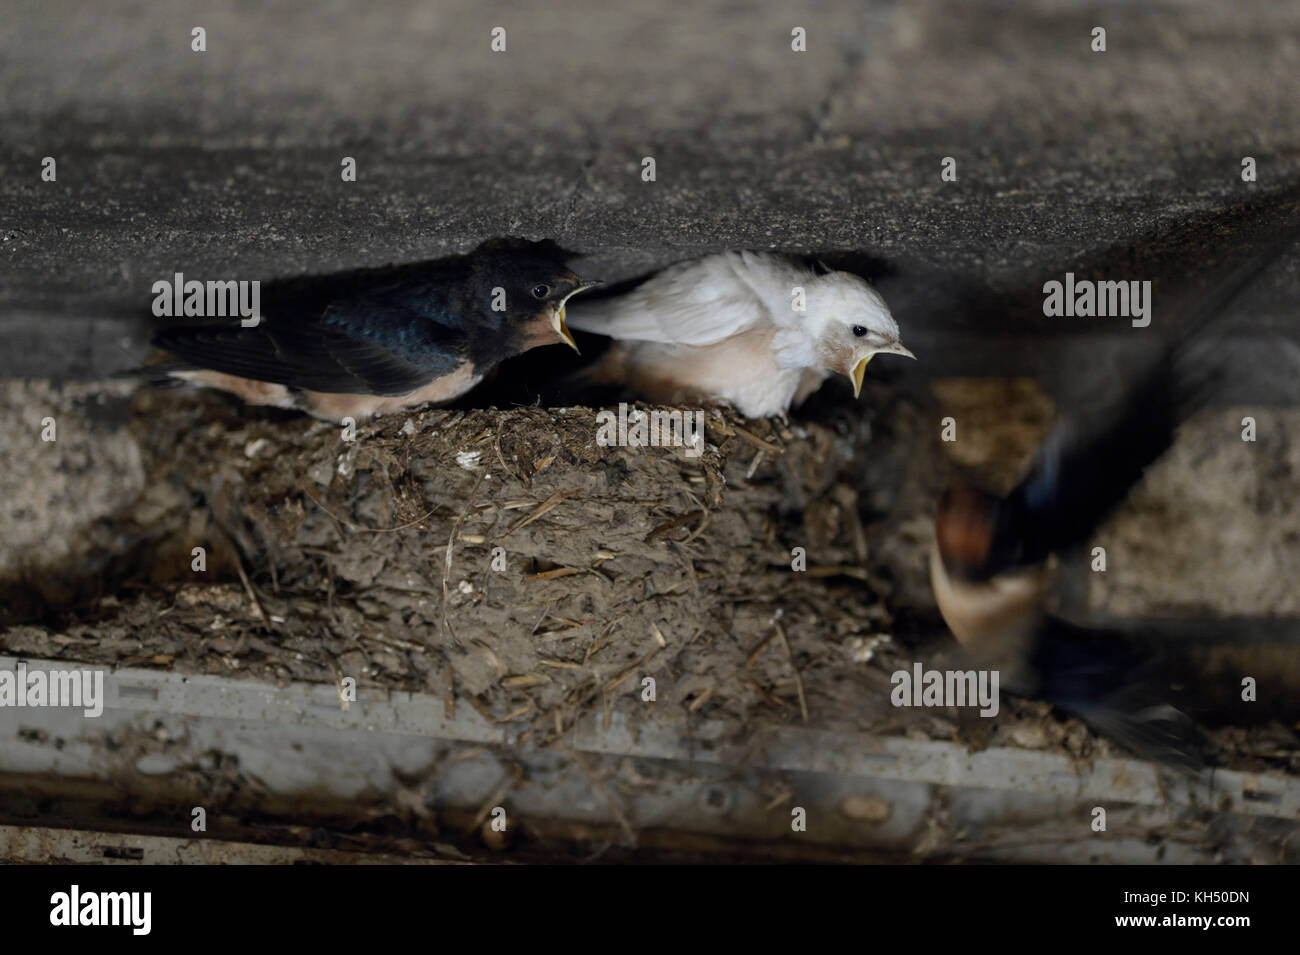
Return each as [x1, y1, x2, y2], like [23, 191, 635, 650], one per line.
[1, 378, 1297, 776]
[2, 383, 927, 744]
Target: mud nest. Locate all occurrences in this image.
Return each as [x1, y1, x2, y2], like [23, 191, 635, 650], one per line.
[3, 381, 966, 744]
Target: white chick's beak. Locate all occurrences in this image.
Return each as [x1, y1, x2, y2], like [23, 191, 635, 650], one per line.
[848, 340, 915, 398]
[552, 280, 602, 353]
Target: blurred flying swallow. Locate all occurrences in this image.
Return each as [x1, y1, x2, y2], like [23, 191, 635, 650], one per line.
[930, 222, 1299, 767]
[147, 237, 599, 419]
[565, 251, 913, 417]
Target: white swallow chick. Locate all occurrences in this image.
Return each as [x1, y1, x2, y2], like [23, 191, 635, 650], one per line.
[565, 251, 913, 418]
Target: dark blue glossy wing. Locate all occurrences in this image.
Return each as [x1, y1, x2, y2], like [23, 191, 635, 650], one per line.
[996, 223, 1300, 568]
[155, 284, 470, 397]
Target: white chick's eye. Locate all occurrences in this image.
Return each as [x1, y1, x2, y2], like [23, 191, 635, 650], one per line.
[852, 325, 868, 338]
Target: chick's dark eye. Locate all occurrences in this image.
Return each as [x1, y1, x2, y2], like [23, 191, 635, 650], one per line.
[852, 325, 867, 338]
[531, 284, 551, 300]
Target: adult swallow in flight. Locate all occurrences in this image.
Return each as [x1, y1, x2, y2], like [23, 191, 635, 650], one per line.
[929, 227, 1298, 767]
[930, 396, 1204, 766]
[565, 251, 913, 418]
[150, 238, 600, 419]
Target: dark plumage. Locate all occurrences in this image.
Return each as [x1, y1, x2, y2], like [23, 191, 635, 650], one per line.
[149, 237, 599, 418]
[930, 228, 1299, 767]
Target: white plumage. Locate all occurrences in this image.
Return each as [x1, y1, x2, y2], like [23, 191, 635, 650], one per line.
[567, 251, 912, 417]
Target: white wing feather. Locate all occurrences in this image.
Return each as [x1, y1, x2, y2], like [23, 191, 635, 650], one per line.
[566, 252, 800, 346]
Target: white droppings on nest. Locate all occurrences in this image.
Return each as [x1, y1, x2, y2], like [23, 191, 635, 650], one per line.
[243, 437, 269, 458]
[456, 450, 481, 470]
[400, 419, 416, 436]
[336, 448, 356, 477]
[457, 579, 474, 595]
[844, 633, 892, 664]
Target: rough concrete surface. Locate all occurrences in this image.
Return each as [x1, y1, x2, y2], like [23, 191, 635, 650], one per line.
[3, 0, 1300, 374]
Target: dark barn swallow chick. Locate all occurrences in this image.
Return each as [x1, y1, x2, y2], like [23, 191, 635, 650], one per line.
[152, 237, 599, 419]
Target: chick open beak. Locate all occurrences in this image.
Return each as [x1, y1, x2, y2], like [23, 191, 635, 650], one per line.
[849, 356, 871, 398]
[551, 307, 579, 352]
[848, 341, 915, 398]
[552, 280, 602, 354]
